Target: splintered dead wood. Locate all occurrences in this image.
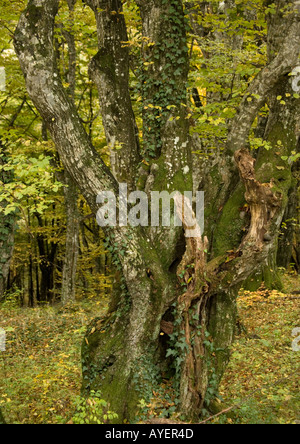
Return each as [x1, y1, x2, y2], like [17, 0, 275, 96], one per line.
[171, 193, 210, 412]
[234, 148, 281, 246]
[161, 151, 286, 412]
[167, 149, 282, 318]
[174, 192, 208, 276]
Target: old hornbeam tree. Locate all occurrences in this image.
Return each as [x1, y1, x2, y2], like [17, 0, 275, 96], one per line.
[14, 0, 300, 421]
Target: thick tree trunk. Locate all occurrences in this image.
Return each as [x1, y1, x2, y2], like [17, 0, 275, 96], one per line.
[81, 0, 193, 421]
[175, 0, 300, 417]
[14, 0, 300, 423]
[255, 2, 300, 282]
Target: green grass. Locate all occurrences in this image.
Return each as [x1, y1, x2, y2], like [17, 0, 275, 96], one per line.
[0, 300, 107, 424]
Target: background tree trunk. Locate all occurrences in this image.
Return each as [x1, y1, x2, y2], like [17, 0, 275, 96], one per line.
[0, 143, 15, 300]
[294, 183, 300, 271]
[61, 172, 79, 305]
[35, 213, 57, 303]
[277, 155, 300, 271]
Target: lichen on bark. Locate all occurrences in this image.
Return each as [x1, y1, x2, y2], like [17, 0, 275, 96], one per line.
[14, 0, 300, 424]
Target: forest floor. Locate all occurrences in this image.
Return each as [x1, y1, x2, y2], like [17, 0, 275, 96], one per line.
[218, 272, 300, 425]
[0, 273, 299, 424]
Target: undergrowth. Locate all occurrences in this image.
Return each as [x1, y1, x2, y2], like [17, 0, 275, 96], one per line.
[0, 273, 299, 424]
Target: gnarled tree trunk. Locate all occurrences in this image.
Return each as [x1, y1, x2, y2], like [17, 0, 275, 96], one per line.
[14, 0, 300, 422]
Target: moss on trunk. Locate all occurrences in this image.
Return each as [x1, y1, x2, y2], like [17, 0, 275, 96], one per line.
[81, 310, 140, 422]
[81, 269, 173, 423]
[207, 287, 238, 386]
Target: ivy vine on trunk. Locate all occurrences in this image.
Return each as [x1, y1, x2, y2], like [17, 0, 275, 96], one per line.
[14, 0, 300, 422]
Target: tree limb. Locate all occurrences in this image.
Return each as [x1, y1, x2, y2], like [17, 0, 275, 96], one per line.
[14, 0, 118, 213]
[86, 0, 141, 188]
[226, 1, 300, 154]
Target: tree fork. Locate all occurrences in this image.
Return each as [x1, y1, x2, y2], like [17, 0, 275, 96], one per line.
[14, 0, 300, 424]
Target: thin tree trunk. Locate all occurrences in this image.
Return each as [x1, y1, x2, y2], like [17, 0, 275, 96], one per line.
[61, 172, 79, 305]
[0, 214, 14, 299]
[0, 143, 15, 300]
[36, 214, 57, 302]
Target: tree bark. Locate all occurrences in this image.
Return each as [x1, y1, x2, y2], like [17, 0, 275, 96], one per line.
[0, 143, 15, 300]
[294, 184, 300, 271]
[14, 0, 300, 422]
[61, 172, 79, 305]
[35, 213, 57, 302]
[86, 0, 141, 189]
[277, 149, 300, 271]
[56, 4, 80, 305]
